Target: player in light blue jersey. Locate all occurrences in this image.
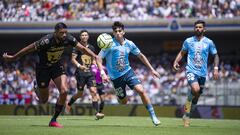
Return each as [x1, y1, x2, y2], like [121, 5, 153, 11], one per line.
[98, 21, 161, 126]
[173, 20, 219, 127]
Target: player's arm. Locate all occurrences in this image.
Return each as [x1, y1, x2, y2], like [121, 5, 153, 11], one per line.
[96, 51, 109, 82]
[75, 42, 97, 58]
[173, 50, 187, 71]
[137, 53, 160, 78]
[3, 43, 36, 62]
[213, 53, 219, 80]
[71, 53, 88, 70]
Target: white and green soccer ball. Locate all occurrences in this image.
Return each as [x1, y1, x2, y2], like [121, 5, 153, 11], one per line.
[97, 33, 113, 49]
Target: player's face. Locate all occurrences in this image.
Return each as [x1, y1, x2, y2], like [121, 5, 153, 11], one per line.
[194, 23, 205, 36]
[80, 32, 89, 44]
[56, 28, 68, 41]
[113, 27, 125, 40]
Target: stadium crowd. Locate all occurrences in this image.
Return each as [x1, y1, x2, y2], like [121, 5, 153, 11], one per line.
[0, 0, 239, 22]
[1, 54, 239, 105]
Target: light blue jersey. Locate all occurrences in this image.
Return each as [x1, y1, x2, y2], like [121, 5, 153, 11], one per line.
[182, 36, 217, 77]
[98, 38, 141, 80]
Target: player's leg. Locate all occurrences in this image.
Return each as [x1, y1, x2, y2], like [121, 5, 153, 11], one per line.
[126, 69, 160, 126]
[112, 76, 128, 104]
[191, 77, 206, 114]
[133, 84, 160, 126]
[48, 64, 67, 128]
[65, 74, 85, 113]
[183, 72, 201, 127]
[65, 91, 83, 114]
[87, 76, 104, 119]
[35, 67, 51, 103]
[97, 83, 105, 113]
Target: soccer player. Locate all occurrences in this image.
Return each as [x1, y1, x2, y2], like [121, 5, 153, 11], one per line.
[65, 30, 104, 119]
[173, 20, 219, 127]
[2, 22, 99, 128]
[98, 21, 161, 126]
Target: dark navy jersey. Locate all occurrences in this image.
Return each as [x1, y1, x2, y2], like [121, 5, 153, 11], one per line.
[73, 44, 95, 74]
[34, 33, 78, 67]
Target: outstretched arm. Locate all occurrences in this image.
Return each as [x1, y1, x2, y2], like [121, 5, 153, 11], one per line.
[3, 43, 36, 62]
[75, 42, 97, 58]
[173, 50, 186, 71]
[213, 54, 219, 80]
[137, 53, 160, 78]
[95, 56, 109, 82]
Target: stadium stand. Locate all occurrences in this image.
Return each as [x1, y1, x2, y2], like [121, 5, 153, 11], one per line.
[0, 0, 239, 22]
[0, 0, 239, 106]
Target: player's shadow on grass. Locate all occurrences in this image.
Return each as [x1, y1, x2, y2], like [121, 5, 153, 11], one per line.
[63, 118, 95, 121]
[71, 125, 156, 128]
[30, 125, 50, 128]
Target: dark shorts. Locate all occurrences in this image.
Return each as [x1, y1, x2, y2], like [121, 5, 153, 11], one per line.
[75, 72, 96, 91]
[186, 72, 206, 94]
[36, 63, 65, 88]
[96, 83, 105, 95]
[112, 69, 141, 99]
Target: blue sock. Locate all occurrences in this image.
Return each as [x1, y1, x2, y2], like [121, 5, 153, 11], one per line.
[146, 104, 157, 118]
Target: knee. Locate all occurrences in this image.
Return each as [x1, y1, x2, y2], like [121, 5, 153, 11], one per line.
[137, 89, 145, 96]
[59, 87, 68, 97]
[192, 86, 200, 95]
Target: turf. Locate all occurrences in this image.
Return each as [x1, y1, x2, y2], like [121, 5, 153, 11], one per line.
[0, 116, 239, 135]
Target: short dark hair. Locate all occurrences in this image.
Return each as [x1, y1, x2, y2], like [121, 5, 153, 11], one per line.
[80, 29, 89, 35]
[55, 22, 67, 31]
[194, 20, 206, 27]
[112, 21, 124, 30]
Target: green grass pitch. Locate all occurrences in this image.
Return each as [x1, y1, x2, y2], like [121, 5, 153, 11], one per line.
[0, 116, 240, 135]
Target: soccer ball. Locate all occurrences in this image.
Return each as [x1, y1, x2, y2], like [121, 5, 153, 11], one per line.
[97, 33, 113, 49]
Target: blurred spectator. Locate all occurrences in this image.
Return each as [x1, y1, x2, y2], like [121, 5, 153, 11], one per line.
[1, 53, 240, 105]
[0, 0, 239, 22]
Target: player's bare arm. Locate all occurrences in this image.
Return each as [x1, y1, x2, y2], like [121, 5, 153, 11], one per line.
[96, 56, 109, 82]
[213, 54, 220, 80]
[75, 42, 97, 58]
[71, 53, 88, 70]
[3, 43, 36, 62]
[173, 50, 187, 71]
[137, 53, 160, 78]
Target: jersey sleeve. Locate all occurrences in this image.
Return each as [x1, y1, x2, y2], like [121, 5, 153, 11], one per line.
[67, 34, 78, 47]
[72, 47, 78, 55]
[129, 41, 141, 55]
[181, 39, 188, 52]
[34, 35, 50, 51]
[209, 40, 217, 55]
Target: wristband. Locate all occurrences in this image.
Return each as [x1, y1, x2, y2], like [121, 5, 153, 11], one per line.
[100, 70, 106, 76]
[214, 67, 218, 70]
[77, 64, 81, 68]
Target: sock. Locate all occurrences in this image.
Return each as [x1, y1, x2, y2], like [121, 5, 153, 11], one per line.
[191, 97, 199, 113]
[99, 101, 105, 113]
[51, 104, 64, 122]
[184, 90, 194, 117]
[68, 97, 76, 106]
[145, 104, 157, 119]
[92, 101, 99, 114]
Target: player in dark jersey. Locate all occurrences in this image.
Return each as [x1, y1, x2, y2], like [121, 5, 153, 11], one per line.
[2, 22, 100, 128]
[65, 30, 104, 120]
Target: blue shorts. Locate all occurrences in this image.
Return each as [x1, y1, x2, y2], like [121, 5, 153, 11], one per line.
[112, 69, 141, 99]
[186, 72, 206, 94]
